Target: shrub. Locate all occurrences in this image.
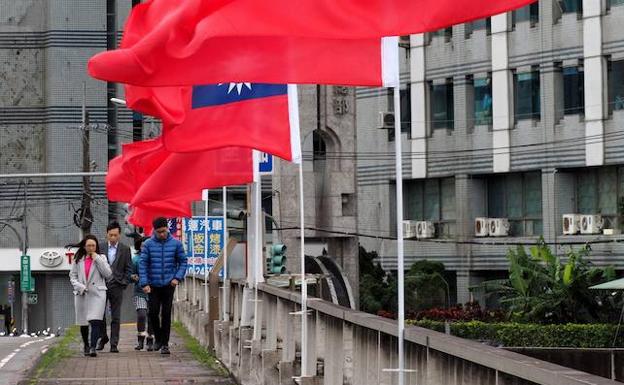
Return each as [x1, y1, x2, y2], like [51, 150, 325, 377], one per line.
[407, 320, 624, 348]
[411, 302, 506, 322]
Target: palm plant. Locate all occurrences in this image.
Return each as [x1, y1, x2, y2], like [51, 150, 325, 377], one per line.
[478, 239, 618, 323]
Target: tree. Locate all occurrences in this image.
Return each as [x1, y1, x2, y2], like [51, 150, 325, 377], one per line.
[359, 246, 452, 316]
[479, 239, 619, 324]
[359, 246, 396, 314]
[404, 260, 450, 313]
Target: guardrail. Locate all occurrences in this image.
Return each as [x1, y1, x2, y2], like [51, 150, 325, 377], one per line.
[174, 275, 616, 385]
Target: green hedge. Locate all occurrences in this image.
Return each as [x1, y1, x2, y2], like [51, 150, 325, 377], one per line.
[406, 320, 624, 348]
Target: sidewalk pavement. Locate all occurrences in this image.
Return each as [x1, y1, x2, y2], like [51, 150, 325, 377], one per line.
[28, 324, 235, 385]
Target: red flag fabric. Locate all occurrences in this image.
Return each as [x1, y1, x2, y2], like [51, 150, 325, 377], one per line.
[151, 0, 536, 39]
[106, 155, 135, 202]
[128, 201, 192, 235]
[131, 144, 254, 205]
[105, 137, 253, 206]
[87, 0, 396, 87]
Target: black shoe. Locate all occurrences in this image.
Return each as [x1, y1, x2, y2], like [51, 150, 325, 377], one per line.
[96, 336, 108, 351]
[83, 344, 89, 356]
[89, 348, 97, 357]
[160, 345, 170, 355]
[153, 341, 162, 352]
[134, 336, 145, 351]
[110, 345, 119, 353]
[146, 337, 154, 352]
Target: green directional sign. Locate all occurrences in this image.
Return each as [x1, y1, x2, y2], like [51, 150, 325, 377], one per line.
[20, 255, 32, 292]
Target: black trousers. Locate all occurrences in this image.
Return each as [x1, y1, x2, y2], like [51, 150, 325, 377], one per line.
[101, 285, 124, 346]
[80, 320, 104, 349]
[148, 286, 175, 346]
[136, 308, 154, 336]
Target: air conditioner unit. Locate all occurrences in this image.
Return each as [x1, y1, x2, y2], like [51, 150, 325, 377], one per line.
[475, 217, 489, 237]
[580, 214, 603, 235]
[416, 221, 435, 239]
[378, 111, 395, 129]
[562, 214, 581, 235]
[402, 220, 418, 239]
[489, 218, 510, 237]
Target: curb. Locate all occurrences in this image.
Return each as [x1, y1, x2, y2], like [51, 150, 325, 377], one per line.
[15, 337, 61, 385]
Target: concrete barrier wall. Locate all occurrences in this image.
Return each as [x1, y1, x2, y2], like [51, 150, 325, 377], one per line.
[174, 276, 617, 385]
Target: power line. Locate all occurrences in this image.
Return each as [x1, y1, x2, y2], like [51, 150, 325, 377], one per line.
[273, 224, 624, 247]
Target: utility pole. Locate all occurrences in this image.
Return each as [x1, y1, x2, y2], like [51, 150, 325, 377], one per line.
[79, 82, 93, 239]
[21, 182, 28, 333]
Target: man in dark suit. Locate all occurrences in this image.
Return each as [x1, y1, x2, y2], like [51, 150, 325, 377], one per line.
[97, 221, 132, 353]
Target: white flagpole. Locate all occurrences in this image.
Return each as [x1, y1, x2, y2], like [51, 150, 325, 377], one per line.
[222, 186, 228, 321]
[298, 160, 308, 377]
[380, 35, 405, 385]
[204, 190, 209, 314]
[394, 85, 405, 385]
[252, 150, 262, 340]
[181, 219, 186, 301]
[191, 225, 196, 307]
[285, 84, 307, 378]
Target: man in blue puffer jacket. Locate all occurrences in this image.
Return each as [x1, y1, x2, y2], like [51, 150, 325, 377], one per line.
[139, 217, 187, 355]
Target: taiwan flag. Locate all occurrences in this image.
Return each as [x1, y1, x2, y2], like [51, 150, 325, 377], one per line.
[161, 82, 301, 163]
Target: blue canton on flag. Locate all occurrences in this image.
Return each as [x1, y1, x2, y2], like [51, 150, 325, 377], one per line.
[192, 83, 288, 109]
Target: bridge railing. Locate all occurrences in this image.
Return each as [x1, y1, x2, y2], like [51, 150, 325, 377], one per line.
[174, 275, 616, 385]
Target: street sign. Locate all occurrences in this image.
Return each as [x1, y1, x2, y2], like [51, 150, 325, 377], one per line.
[20, 255, 32, 292]
[182, 217, 224, 276]
[259, 152, 273, 175]
[7, 280, 15, 303]
[27, 293, 37, 305]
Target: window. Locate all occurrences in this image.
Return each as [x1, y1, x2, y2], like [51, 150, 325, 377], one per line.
[312, 130, 326, 160]
[513, 3, 539, 26]
[576, 167, 624, 228]
[387, 88, 411, 141]
[404, 178, 456, 237]
[430, 80, 454, 130]
[563, 67, 584, 115]
[608, 0, 624, 8]
[559, 0, 582, 13]
[472, 18, 491, 32]
[466, 18, 491, 38]
[514, 70, 541, 121]
[432, 27, 452, 42]
[609, 60, 624, 112]
[341, 193, 355, 216]
[487, 172, 542, 236]
[474, 77, 493, 125]
[132, 111, 143, 141]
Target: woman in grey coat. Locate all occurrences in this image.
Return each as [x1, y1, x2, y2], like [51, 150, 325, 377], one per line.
[69, 235, 112, 357]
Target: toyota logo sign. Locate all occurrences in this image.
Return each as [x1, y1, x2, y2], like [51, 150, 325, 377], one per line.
[40, 250, 63, 268]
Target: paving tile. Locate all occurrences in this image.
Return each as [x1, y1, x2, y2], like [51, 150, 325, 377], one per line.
[30, 324, 234, 385]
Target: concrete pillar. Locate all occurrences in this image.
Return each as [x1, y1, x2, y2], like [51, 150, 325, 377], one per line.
[280, 299, 296, 363]
[491, 13, 512, 172]
[410, 33, 428, 178]
[456, 271, 486, 305]
[303, 311, 318, 376]
[583, 0, 607, 166]
[264, 293, 278, 351]
[262, 349, 281, 385]
[322, 315, 344, 385]
[239, 327, 253, 384]
[342, 323, 355, 385]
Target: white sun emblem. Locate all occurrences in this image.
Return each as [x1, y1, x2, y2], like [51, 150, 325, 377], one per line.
[218, 83, 252, 95]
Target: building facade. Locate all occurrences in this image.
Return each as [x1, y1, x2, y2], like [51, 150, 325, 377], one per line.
[357, 0, 624, 304]
[0, 0, 143, 331]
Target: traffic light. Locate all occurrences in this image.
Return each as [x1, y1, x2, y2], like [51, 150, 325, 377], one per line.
[267, 244, 287, 274]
